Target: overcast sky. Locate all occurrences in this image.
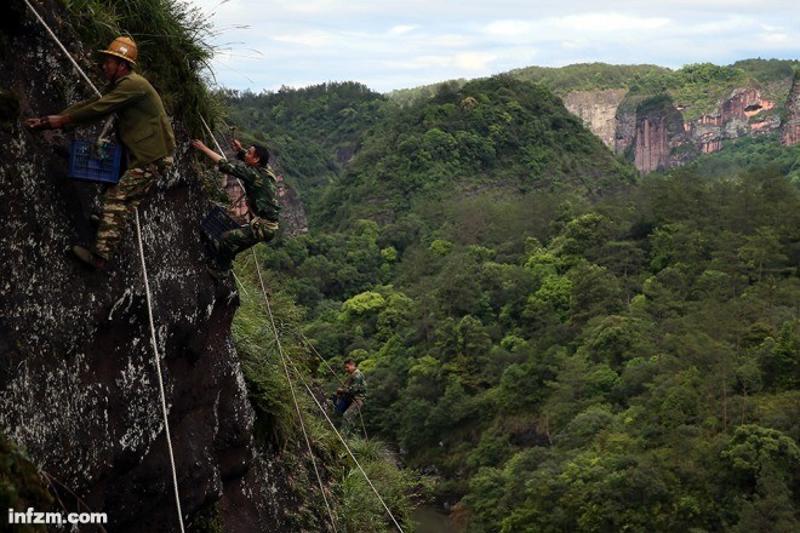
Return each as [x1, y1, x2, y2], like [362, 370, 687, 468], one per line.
[189, 0, 800, 93]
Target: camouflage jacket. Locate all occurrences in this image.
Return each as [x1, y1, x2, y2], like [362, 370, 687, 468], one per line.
[218, 157, 280, 222]
[62, 72, 176, 168]
[345, 369, 367, 400]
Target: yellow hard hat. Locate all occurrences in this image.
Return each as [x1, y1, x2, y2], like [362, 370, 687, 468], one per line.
[98, 36, 138, 65]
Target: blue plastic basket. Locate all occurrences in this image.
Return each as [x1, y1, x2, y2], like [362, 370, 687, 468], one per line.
[68, 140, 123, 184]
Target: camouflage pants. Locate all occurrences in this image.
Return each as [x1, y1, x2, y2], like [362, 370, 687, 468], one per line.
[216, 217, 278, 266]
[342, 397, 364, 436]
[94, 160, 168, 260]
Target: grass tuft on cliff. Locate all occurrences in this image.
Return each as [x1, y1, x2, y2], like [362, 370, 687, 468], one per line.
[0, 433, 53, 531]
[61, 0, 220, 133]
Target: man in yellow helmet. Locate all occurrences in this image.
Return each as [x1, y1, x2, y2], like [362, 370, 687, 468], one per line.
[26, 36, 176, 269]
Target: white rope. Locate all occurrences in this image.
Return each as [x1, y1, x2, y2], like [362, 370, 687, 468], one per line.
[201, 121, 337, 530]
[200, 116, 250, 211]
[135, 209, 186, 533]
[22, 0, 101, 97]
[297, 332, 369, 441]
[281, 349, 405, 533]
[24, 3, 185, 531]
[23, 0, 114, 139]
[253, 253, 338, 532]
[249, 256, 403, 533]
[298, 331, 341, 384]
[231, 270, 250, 297]
[200, 116, 226, 157]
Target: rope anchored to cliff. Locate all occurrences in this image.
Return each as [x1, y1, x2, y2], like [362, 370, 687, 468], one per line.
[200, 119, 403, 531]
[22, 2, 185, 531]
[252, 256, 406, 533]
[202, 121, 339, 531]
[253, 248, 339, 533]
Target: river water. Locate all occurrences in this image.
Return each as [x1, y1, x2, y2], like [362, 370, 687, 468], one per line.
[413, 505, 458, 533]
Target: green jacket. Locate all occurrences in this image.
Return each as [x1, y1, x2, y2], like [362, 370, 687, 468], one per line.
[62, 72, 176, 168]
[345, 369, 367, 400]
[218, 157, 280, 222]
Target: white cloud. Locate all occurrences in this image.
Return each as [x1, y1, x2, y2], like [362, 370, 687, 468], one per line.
[454, 52, 497, 71]
[188, 0, 800, 93]
[552, 13, 671, 32]
[271, 31, 334, 47]
[761, 33, 793, 45]
[428, 34, 473, 47]
[484, 20, 534, 37]
[388, 25, 419, 35]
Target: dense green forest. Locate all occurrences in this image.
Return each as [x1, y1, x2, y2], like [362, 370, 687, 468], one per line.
[226, 71, 800, 531]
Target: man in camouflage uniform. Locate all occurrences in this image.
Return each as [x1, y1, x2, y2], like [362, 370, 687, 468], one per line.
[26, 37, 175, 269]
[336, 359, 367, 435]
[191, 138, 280, 274]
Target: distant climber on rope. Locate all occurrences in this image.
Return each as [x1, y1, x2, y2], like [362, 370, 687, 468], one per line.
[25, 36, 176, 270]
[190, 137, 280, 277]
[334, 359, 367, 434]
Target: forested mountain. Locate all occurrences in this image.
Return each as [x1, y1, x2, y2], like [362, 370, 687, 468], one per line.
[389, 60, 800, 175]
[316, 76, 636, 227]
[226, 68, 800, 531]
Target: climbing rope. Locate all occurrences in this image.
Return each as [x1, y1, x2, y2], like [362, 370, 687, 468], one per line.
[22, 2, 185, 531]
[135, 209, 185, 533]
[201, 122, 337, 531]
[280, 344, 406, 533]
[296, 331, 369, 440]
[200, 116, 248, 212]
[22, 0, 100, 95]
[253, 249, 338, 532]
[248, 255, 404, 532]
[231, 270, 250, 297]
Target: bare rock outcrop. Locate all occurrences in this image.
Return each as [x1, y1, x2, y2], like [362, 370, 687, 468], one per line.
[563, 89, 628, 149]
[782, 73, 800, 146]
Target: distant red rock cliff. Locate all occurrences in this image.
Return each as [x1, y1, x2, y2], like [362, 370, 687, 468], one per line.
[563, 78, 798, 174]
[781, 74, 800, 146]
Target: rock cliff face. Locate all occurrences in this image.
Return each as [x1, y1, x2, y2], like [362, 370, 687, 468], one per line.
[632, 96, 689, 173]
[563, 80, 796, 174]
[782, 73, 800, 146]
[277, 179, 310, 237]
[562, 89, 627, 148]
[0, 3, 310, 531]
